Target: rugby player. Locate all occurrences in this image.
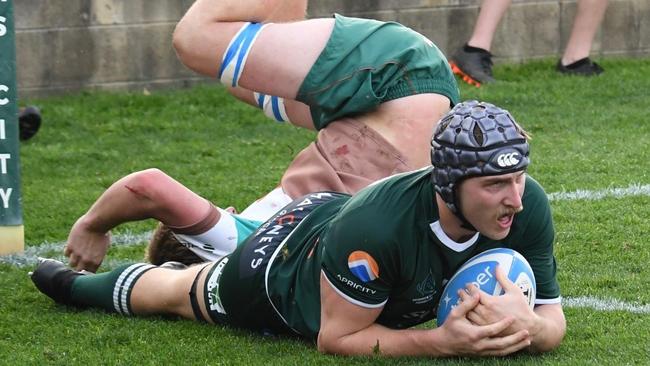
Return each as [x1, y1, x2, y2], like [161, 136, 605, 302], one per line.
[32, 101, 566, 357]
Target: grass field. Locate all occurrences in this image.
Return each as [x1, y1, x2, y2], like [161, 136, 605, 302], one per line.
[1, 58, 649, 365]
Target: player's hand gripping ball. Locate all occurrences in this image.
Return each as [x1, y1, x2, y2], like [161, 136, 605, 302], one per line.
[436, 248, 536, 326]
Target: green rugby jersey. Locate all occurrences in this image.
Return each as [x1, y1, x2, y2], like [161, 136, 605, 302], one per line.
[264, 168, 560, 339]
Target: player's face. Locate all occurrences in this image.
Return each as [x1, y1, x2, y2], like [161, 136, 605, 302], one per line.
[457, 171, 526, 240]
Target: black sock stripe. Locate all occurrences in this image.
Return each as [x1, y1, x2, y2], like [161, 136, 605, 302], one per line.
[189, 264, 212, 323]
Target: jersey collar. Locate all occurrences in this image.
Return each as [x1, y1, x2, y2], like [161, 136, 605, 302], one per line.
[429, 220, 479, 252]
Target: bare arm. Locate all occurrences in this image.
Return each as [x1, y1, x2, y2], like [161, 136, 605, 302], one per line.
[527, 303, 566, 353]
[317, 273, 532, 357]
[65, 169, 211, 272]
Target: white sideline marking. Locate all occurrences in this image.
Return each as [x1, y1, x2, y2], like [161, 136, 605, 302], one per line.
[547, 183, 650, 202]
[564, 296, 650, 314]
[0, 230, 152, 268]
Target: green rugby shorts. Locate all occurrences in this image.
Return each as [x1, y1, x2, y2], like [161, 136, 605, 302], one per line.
[297, 14, 460, 130]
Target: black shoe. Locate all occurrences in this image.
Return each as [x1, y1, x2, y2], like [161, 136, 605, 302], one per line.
[449, 46, 495, 87]
[18, 106, 42, 141]
[556, 58, 604, 76]
[30, 258, 86, 306]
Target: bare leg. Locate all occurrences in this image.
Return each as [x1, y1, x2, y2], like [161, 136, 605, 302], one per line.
[130, 264, 209, 319]
[450, 0, 511, 86]
[65, 261, 217, 323]
[31, 258, 215, 322]
[560, 0, 608, 65]
[173, 0, 332, 99]
[467, 0, 512, 51]
[227, 86, 315, 129]
[175, 0, 453, 166]
[211, 0, 316, 129]
[359, 94, 451, 169]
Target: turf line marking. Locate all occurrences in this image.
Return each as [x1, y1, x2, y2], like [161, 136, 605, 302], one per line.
[564, 296, 650, 314]
[0, 230, 152, 267]
[547, 183, 650, 202]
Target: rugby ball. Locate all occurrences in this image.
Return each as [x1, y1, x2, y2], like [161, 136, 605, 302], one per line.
[436, 248, 536, 326]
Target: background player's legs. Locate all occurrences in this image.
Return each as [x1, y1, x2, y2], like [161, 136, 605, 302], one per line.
[560, 0, 608, 65]
[466, 0, 512, 51]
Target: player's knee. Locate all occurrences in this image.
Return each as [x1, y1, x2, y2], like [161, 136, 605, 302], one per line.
[172, 21, 201, 71]
[172, 20, 220, 74]
[172, 17, 190, 55]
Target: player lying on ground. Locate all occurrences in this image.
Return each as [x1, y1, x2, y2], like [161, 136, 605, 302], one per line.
[64, 0, 461, 272]
[32, 101, 566, 357]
